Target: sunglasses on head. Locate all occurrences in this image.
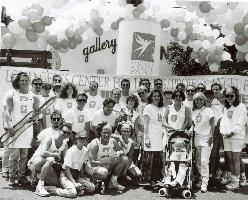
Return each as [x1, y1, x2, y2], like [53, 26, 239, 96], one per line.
[187, 89, 195, 93]
[225, 94, 235, 98]
[77, 99, 87, 103]
[51, 118, 61, 122]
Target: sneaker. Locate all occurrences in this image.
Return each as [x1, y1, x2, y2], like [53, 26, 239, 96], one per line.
[170, 180, 179, 187]
[35, 185, 50, 197]
[240, 176, 248, 187]
[45, 186, 57, 194]
[221, 172, 232, 185]
[2, 172, 9, 181]
[201, 183, 208, 193]
[9, 177, 16, 186]
[109, 179, 125, 190]
[18, 176, 30, 185]
[226, 182, 239, 190]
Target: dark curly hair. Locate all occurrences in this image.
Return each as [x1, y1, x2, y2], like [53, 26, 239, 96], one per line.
[126, 94, 139, 109]
[103, 98, 116, 107]
[172, 89, 185, 101]
[12, 72, 29, 90]
[223, 86, 240, 108]
[95, 122, 113, 138]
[116, 121, 134, 137]
[60, 83, 78, 99]
[211, 82, 222, 91]
[147, 89, 164, 108]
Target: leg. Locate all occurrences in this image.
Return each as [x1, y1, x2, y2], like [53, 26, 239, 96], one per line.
[77, 177, 96, 194]
[232, 152, 241, 176]
[85, 163, 109, 180]
[174, 164, 188, 186]
[2, 144, 10, 177]
[18, 148, 29, 177]
[8, 148, 20, 185]
[128, 165, 142, 182]
[112, 156, 127, 176]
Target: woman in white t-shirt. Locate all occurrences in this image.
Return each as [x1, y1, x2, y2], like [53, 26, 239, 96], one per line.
[219, 86, 247, 190]
[142, 90, 164, 188]
[54, 83, 78, 117]
[191, 92, 215, 193]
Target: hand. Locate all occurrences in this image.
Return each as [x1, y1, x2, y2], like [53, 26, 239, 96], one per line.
[187, 131, 194, 136]
[225, 132, 233, 138]
[145, 138, 151, 148]
[41, 152, 50, 157]
[113, 151, 123, 160]
[100, 157, 114, 166]
[53, 152, 61, 161]
[74, 182, 83, 189]
[208, 137, 213, 146]
[8, 127, 15, 137]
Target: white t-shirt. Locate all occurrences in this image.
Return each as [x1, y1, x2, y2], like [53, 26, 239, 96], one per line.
[63, 145, 88, 171]
[54, 98, 77, 117]
[183, 99, 193, 110]
[37, 127, 60, 142]
[119, 94, 128, 105]
[85, 93, 103, 120]
[113, 102, 125, 113]
[192, 107, 214, 147]
[220, 103, 247, 140]
[64, 107, 91, 133]
[92, 109, 118, 127]
[210, 104, 223, 126]
[166, 103, 186, 130]
[143, 104, 164, 151]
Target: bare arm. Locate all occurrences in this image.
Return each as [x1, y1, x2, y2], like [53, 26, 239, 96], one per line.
[123, 141, 135, 174]
[181, 106, 192, 130]
[88, 141, 101, 167]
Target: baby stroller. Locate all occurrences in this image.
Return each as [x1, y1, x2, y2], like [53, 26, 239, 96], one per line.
[159, 130, 193, 199]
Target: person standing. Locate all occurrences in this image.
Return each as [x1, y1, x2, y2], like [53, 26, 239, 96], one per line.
[120, 79, 131, 105]
[184, 85, 196, 110]
[220, 86, 247, 190]
[142, 90, 164, 188]
[4, 72, 39, 186]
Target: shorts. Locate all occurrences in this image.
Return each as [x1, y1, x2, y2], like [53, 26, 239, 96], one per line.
[223, 139, 244, 152]
[27, 157, 44, 174]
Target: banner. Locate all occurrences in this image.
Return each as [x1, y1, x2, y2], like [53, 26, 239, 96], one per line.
[116, 19, 161, 76]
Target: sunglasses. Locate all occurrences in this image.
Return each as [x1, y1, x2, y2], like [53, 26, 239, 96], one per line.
[175, 95, 182, 98]
[43, 87, 51, 90]
[51, 118, 61, 122]
[54, 79, 62, 83]
[122, 84, 129, 87]
[34, 83, 42, 86]
[63, 130, 71, 135]
[77, 99, 87, 103]
[187, 90, 195, 93]
[225, 94, 235, 98]
[197, 88, 205, 91]
[155, 83, 162, 86]
[138, 92, 145, 95]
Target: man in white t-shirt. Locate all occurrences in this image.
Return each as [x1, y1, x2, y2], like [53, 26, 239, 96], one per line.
[91, 98, 118, 137]
[120, 79, 130, 105]
[111, 88, 125, 113]
[184, 85, 196, 110]
[85, 81, 103, 120]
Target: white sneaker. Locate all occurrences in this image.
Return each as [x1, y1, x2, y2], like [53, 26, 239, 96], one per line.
[109, 179, 125, 190]
[45, 186, 57, 194]
[195, 180, 202, 188]
[240, 176, 248, 187]
[201, 183, 208, 193]
[35, 185, 50, 197]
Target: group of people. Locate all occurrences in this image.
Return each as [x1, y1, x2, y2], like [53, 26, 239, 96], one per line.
[1, 72, 248, 197]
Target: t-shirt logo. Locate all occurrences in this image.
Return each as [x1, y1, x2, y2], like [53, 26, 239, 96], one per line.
[131, 32, 155, 62]
[171, 115, 178, 122]
[67, 102, 72, 108]
[196, 115, 202, 123]
[227, 111, 233, 119]
[21, 105, 28, 113]
[78, 115, 84, 123]
[20, 96, 28, 101]
[89, 101, 96, 108]
[157, 114, 162, 122]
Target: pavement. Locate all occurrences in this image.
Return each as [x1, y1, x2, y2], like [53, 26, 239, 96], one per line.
[0, 176, 248, 200]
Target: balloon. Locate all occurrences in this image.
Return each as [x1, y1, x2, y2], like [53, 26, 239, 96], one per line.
[190, 51, 199, 59]
[236, 51, 246, 61]
[224, 36, 234, 46]
[235, 35, 247, 46]
[182, 37, 189, 44]
[41, 16, 53, 26]
[111, 22, 119, 30]
[18, 17, 31, 29]
[47, 35, 57, 45]
[234, 23, 245, 35]
[93, 27, 103, 36]
[209, 63, 219, 72]
[236, 41, 248, 53]
[178, 31, 187, 40]
[59, 47, 69, 53]
[160, 19, 170, 28]
[118, 0, 127, 7]
[199, 2, 211, 13]
[61, 39, 69, 49]
[21, 7, 29, 16]
[245, 53, 248, 62]
[69, 40, 77, 49]
[222, 52, 231, 61]
[243, 25, 248, 37]
[53, 42, 61, 50]
[65, 28, 74, 38]
[26, 29, 38, 42]
[243, 12, 248, 25]
[202, 40, 210, 49]
[171, 28, 179, 37]
[52, 0, 68, 9]
[32, 22, 45, 33]
[27, 8, 41, 21]
[2, 33, 16, 48]
[95, 17, 104, 25]
[37, 38, 47, 50]
[137, 4, 146, 13]
[8, 21, 23, 34]
[75, 35, 83, 44]
[31, 3, 44, 17]
[133, 8, 140, 18]
[205, 11, 217, 24]
[207, 54, 216, 64]
[90, 9, 100, 19]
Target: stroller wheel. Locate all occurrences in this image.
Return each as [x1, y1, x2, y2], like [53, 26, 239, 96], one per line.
[159, 188, 168, 197]
[182, 190, 191, 199]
